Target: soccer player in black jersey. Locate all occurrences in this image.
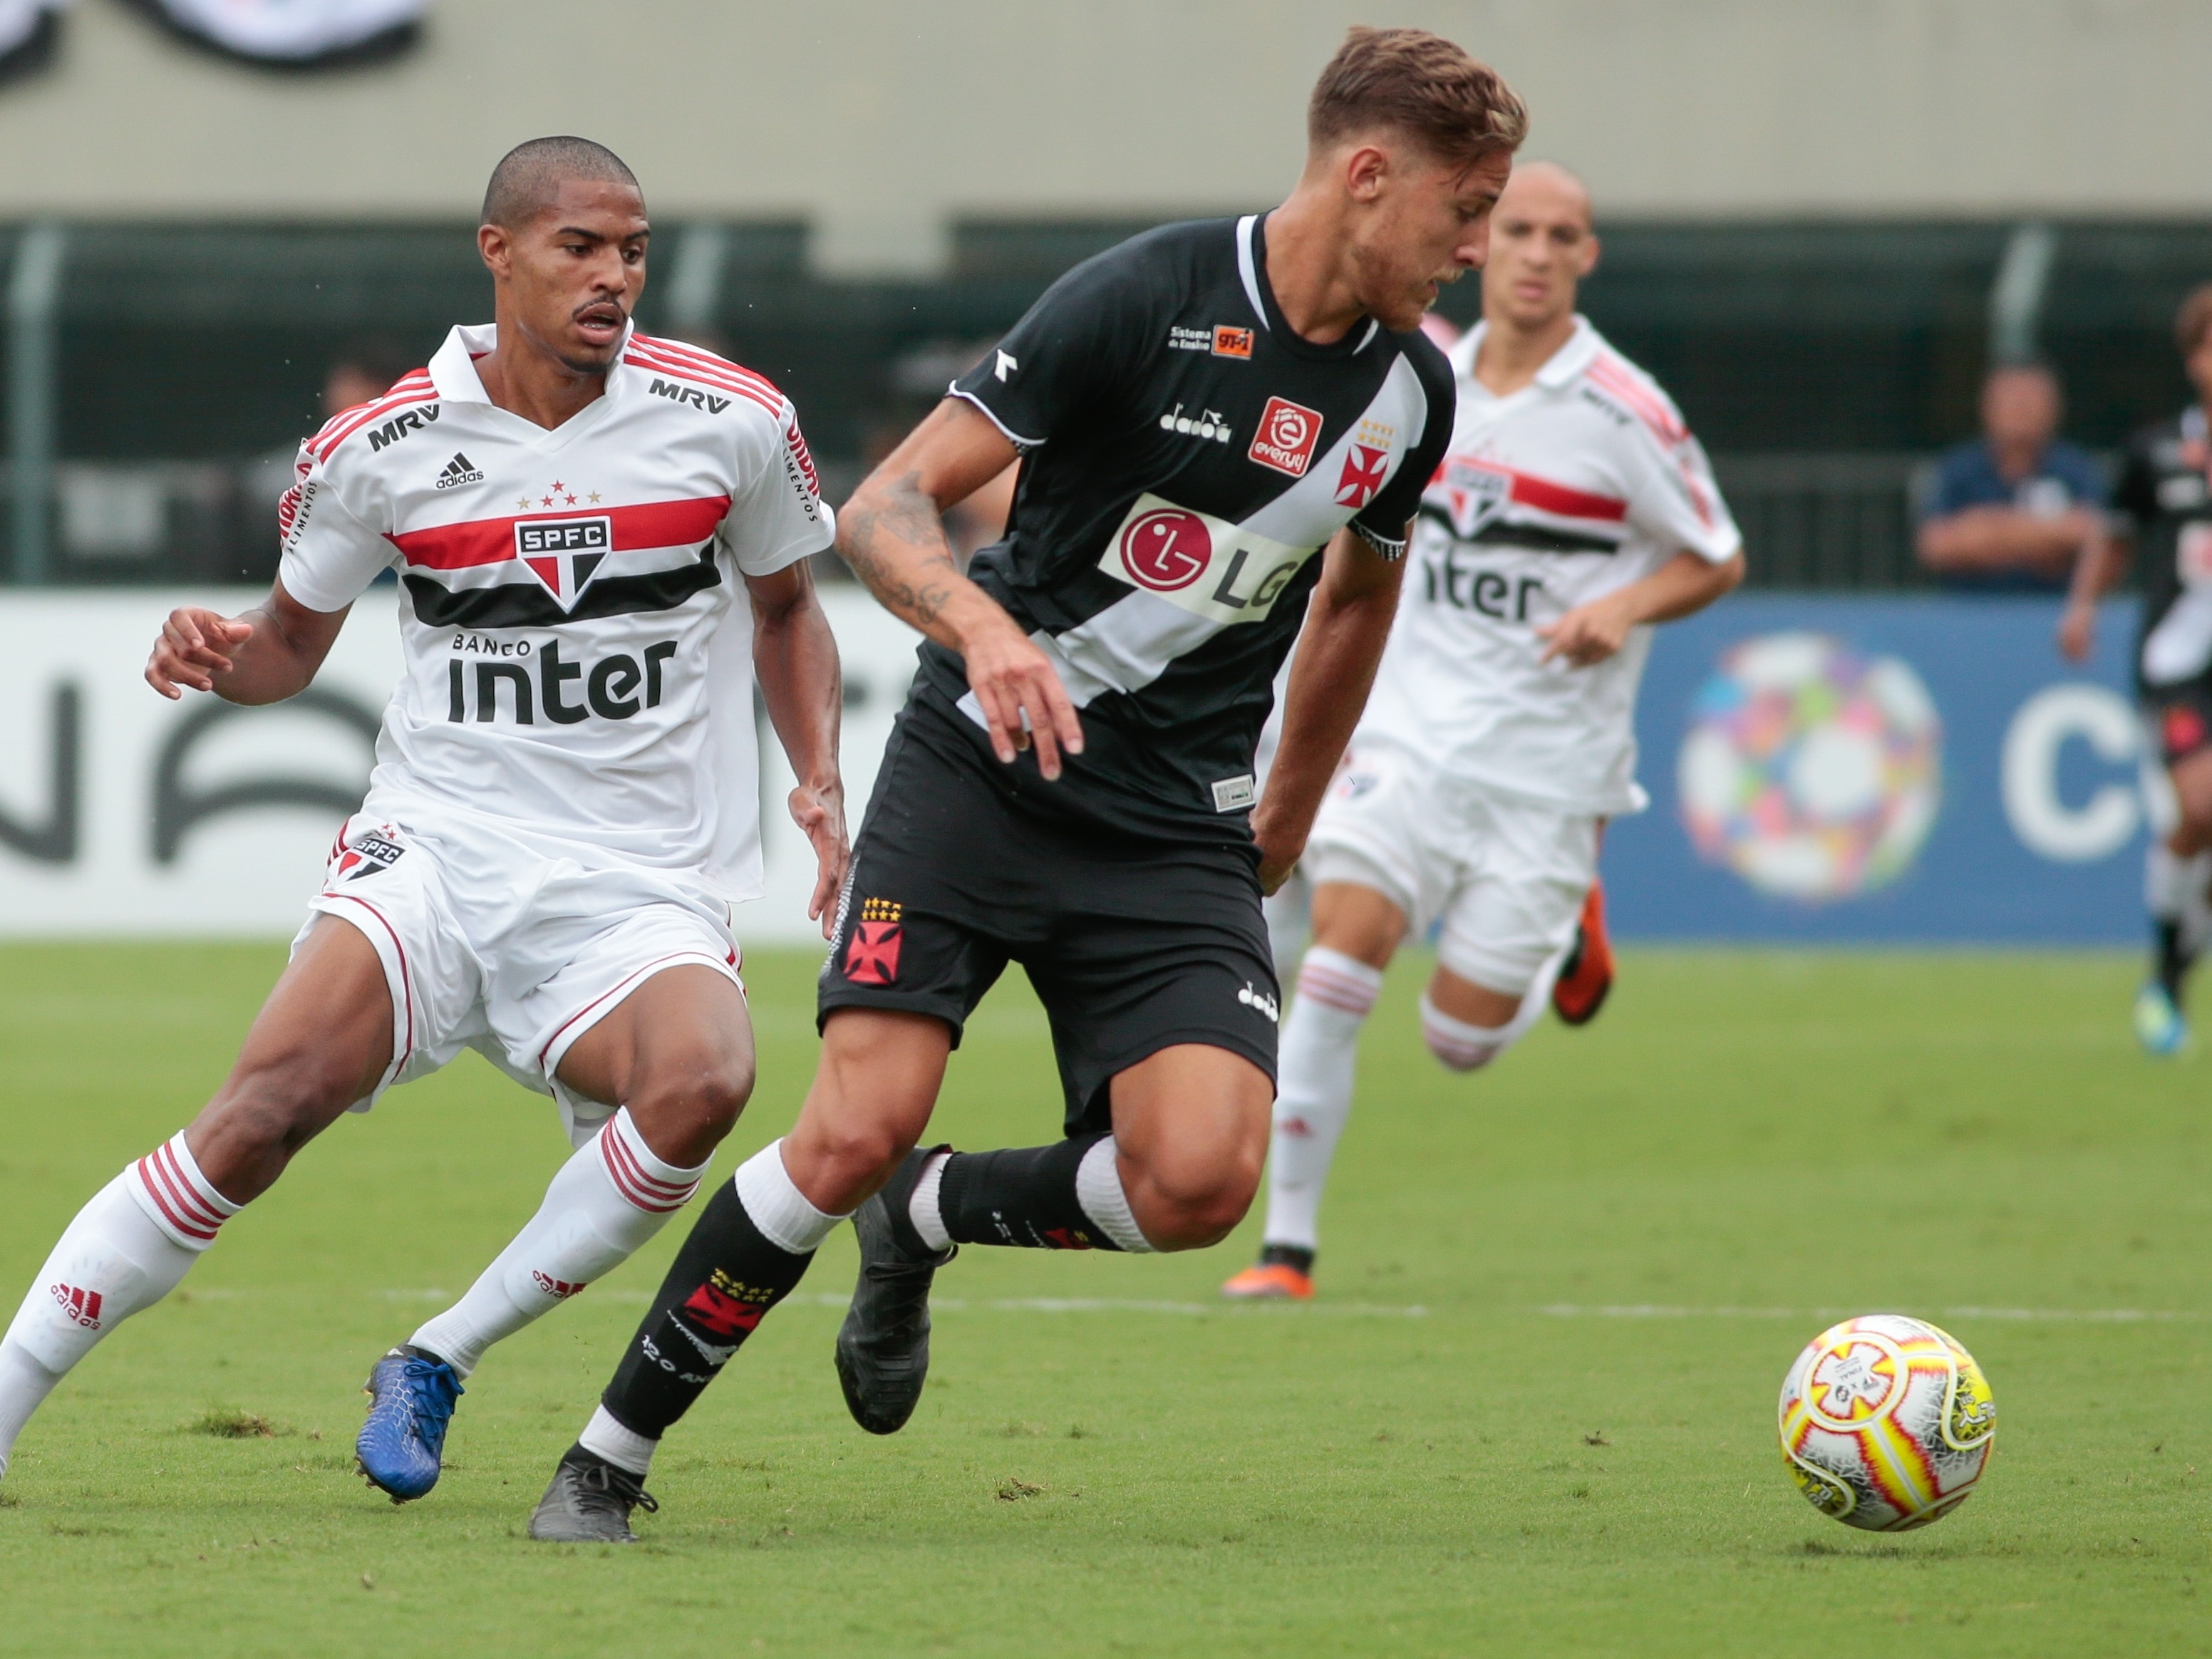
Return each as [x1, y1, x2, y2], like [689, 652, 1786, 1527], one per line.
[528, 27, 1528, 1540]
[2069, 285, 2212, 1053]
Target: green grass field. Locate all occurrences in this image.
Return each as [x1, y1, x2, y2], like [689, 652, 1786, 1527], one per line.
[1, 942, 2207, 1657]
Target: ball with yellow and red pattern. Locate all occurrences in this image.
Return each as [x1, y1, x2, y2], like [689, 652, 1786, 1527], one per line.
[1778, 1313, 1996, 1530]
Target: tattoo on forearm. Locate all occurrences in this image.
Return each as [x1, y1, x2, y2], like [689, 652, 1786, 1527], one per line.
[838, 470, 962, 627]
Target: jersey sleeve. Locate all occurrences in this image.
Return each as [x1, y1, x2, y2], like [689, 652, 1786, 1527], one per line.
[720, 400, 836, 577]
[276, 443, 395, 612]
[1351, 338, 1457, 555]
[949, 242, 1161, 450]
[1616, 410, 1742, 565]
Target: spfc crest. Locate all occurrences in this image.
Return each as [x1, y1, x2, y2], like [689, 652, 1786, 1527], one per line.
[514, 514, 613, 611]
[1437, 457, 1511, 539]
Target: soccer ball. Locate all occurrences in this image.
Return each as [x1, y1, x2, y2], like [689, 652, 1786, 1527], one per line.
[1777, 1314, 1996, 1530]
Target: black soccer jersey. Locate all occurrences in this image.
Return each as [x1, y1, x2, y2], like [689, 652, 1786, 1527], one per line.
[2114, 407, 2212, 694]
[926, 214, 1456, 844]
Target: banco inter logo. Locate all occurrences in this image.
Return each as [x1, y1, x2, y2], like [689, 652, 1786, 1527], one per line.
[435, 452, 485, 490]
[515, 515, 614, 611]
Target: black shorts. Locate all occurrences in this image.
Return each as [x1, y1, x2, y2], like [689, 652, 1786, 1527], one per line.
[819, 698, 1280, 1136]
[2146, 680, 2212, 767]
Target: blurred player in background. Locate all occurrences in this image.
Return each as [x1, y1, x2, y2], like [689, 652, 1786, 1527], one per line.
[0, 138, 849, 1502]
[1225, 162, 1744, 1301]
[2064, 285, 2212, 1054]
[524, 29, 1524, 1543]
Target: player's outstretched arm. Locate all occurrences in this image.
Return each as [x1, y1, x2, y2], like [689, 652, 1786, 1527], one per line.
[746, 559, 849, 936]
[1537, 549, 1745, 668]
[1251, 525, 1407, 894]
[143, 577, 349, 706]
[835, 399, 1085, 778]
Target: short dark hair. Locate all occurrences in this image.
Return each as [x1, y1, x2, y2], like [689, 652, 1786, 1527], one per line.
[2178, 284, 2212, 358]
[1308, 27, 1528, 170]
[481, 136, 641, 229]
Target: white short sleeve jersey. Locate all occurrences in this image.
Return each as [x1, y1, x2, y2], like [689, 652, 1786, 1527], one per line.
[277, 324, 834, 899]
[1355, 316, 1740, 814]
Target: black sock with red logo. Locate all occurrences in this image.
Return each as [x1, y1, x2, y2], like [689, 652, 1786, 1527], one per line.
[599, 1179, 814, 1440]
[934, 1132, 1127, 1251]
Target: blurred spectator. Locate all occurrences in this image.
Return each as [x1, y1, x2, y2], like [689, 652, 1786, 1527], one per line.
[1915, 361, 2108, 593]
[241, 337, 418, 556]
[320, 335, 418, 420]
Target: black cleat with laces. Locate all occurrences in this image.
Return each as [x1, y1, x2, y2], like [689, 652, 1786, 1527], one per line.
[835, 1144, 956, 1436]
[527, 1444, 659, 1544]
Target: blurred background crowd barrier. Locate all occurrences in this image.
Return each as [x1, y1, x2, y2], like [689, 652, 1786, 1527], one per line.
[2, 0, 2210, 939]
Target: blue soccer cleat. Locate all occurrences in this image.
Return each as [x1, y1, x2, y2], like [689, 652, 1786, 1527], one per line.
[2135, 982, 2189, 1057]
[356, 1345, 462, 1502]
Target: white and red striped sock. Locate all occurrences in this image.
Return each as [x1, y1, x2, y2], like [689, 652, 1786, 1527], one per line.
[1261, 948, 1385, 1254]
[1, 1134, 239, 1477]
[410, 1107, 708, 1377]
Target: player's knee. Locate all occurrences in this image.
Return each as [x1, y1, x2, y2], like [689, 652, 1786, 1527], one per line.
[210, 1053, 360, 1155]
[806, 1115, 911, 1192]
[633, 1049, 755, 1142]
[1420, 996, 1509, 1073]
[1130, 1138, 1263, 1251]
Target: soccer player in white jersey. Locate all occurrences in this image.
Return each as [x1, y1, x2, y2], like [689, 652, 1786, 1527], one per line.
[1225, 162, 1745, 1301]
[0, 138, 848, 1502]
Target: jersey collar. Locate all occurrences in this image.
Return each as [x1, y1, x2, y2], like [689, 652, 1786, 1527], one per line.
[1236, 214, 1382, 358]
[1451, 314, 1599, 393]
[426, 320, 642, 404]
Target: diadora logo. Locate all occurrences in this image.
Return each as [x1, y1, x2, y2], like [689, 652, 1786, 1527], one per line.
[648, 376, 733, 415]
[514, 515, 613, 611]
[1099, 493, 1318, 625]
[49, 1283, 102, 1329]
[367, 404, 440, 451]
[1248, 396, 1323, 477]
[435, 452, 485, 490]
[1236, 981, 1281, 1023]
[1157, 403, 1232, 445]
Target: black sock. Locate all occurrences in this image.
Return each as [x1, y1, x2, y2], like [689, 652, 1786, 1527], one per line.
[2156, 919, 2194, 999]
[599, 1179, 816, 1440]
[936, 1132, 1122, 1251]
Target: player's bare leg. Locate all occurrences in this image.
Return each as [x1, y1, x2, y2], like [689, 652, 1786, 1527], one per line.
[362, 966, 751, 1502]
[0, 916, 393, 1482]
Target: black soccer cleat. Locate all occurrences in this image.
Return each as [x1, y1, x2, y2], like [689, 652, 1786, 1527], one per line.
[835, 1144, 956, 1436]
[527, 1444, 658, 1544]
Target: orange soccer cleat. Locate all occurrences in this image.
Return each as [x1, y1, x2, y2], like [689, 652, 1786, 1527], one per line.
[1551, 880, 1615, 1027]
[1221, 1246, 1315, 1301]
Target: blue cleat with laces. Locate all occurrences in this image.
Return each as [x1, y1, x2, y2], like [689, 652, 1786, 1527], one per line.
[2135, 981, 2189, 1057]
[356, 1345, 462, 1502]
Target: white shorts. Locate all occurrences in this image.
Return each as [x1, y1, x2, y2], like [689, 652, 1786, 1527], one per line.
[1302, 742, 1598, 996]
[299, 810, 743, 1120]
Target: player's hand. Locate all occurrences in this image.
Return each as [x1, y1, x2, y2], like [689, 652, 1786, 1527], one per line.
[2057, 601, 2096, 663]
[789, 776, 849, 940]
[1536, 594, 1635, 667]
[961, 611, 1085, 780]
[146, 608, 254, 699]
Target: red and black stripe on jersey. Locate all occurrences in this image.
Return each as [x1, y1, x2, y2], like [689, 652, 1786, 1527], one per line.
[939, 215, 1455, 842]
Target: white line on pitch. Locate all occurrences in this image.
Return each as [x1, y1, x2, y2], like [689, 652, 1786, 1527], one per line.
[1536, 1303, 2209, 1323]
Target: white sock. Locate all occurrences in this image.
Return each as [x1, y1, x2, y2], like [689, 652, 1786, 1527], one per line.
[578, 1402, 658, 1478]
[1261, 948, 1384, 1253]
[1074, 1135, 1155, 1253]
[732, 1139, 846, 1255]
[1, 1137, 238, 1474]
[410, 1109, 707, 1378]
[2148, 842, 2212, 953]
[908, 1149, 953, 1252]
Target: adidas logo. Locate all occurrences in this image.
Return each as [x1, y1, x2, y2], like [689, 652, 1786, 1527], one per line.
[434, 452, 485, 491]
[49, 1282, 103, 1329]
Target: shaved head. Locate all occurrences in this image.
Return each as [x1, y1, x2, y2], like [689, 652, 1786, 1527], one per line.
[1498, 160, 1593, 230]
[482, 136, 641, 230]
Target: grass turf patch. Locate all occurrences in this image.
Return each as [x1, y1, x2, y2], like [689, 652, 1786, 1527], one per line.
[0, 942, 2207, 1656]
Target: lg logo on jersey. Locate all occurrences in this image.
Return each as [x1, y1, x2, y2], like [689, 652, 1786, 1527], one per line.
[445, 639, 680, 725]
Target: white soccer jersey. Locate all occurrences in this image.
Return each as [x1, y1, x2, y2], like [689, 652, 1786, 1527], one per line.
[1354, 316, 1740, 814]
[277, 324, 833, 899]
